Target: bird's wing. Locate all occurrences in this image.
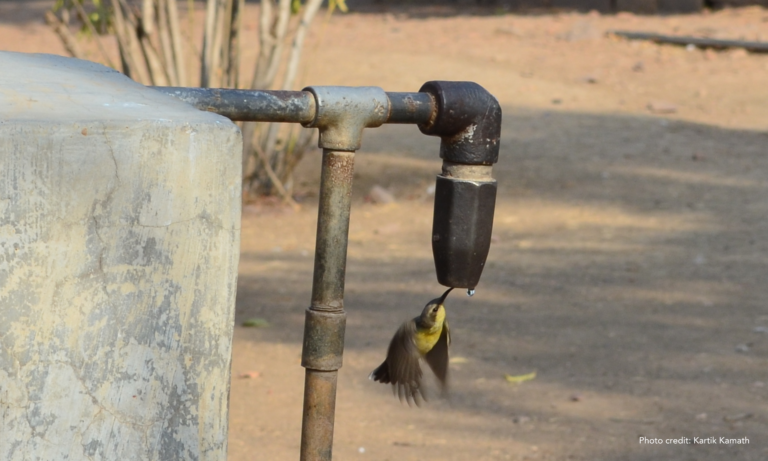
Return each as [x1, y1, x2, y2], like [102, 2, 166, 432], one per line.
[386, 320, 425, 406]
[424, 319, 450, 391]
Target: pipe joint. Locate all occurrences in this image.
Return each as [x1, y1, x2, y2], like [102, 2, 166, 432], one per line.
[301, 308, 347, 371]
[302, 86, 389, 152]
[417, 81, 502, 166]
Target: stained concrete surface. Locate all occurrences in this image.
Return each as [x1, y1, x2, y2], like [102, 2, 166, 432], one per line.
[0, 52, 242, 461]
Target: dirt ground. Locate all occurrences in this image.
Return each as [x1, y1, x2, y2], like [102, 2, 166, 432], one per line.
[3, 1, 768, 460]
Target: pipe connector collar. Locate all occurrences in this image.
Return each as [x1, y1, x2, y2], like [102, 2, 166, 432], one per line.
[302, 86, 389, 151]
[418, 81, 502, 165]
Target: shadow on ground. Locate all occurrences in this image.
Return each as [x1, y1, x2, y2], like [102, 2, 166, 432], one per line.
[233, 107, 768, 460]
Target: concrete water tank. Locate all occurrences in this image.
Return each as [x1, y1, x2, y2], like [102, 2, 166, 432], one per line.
[0, 52, 242, 460]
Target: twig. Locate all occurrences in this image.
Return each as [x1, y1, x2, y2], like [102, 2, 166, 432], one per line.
[157, 0, 179, 85]
[227, 0, 244, 89]
[166, 0, 187, 86]
[281, 0, 323, 91]
[142, 0, 155, 35]
[214, 0, 234, 88]
[138, 28, 171, 86]
[251, 0, 275, 89]
[252, 142, 300, 209]
[251, 0, 291, 90]
[257, 0, 311, 172]
[262, 0, 292, 87]
[71, 0, 115, 68]
[201, 0, 217, 87]
[45, 10, 87, 60]
[113, 0, 153, 84]
[609, 30, 768, 53]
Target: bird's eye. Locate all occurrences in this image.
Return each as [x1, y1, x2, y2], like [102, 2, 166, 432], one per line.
[432, 306, 439, 313]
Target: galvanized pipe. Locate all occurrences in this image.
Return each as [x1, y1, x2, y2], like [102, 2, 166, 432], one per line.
[300, 149, 355, 461]
[300, 369, 339, 461]
[152, 86, 435, 125]
[151, 87, 317, 123]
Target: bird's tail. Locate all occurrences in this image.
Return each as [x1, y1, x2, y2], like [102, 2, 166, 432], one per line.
[368, 361, 390, 383]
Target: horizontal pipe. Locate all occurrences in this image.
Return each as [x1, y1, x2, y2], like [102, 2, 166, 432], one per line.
[386, 92, 435, 125]
[151, 87, 317, 123]
[152, 87, 436, 125]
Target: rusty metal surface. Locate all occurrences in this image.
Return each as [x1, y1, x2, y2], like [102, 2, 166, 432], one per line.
[302, 86, 389, 151]
[309, 150, 355, 310]
[416, 82, 502, 289]
[300, 371, 339, 461]
[300, 149, 356, 461]
[150, 86, 316, 123]
[153, 86, 437, 127]
[301, 309, 347, 371]
[418, 81, 502, 166]
[386, 92, 435, 125]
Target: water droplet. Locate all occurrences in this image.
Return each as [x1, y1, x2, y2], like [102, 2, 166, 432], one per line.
[467, 289, 475, 297]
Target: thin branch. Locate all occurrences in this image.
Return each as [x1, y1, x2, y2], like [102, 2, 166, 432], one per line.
[201, 0, 219, 87]
[45, 10, 87, 60]
[260, 0, 292, 88]
[136, 13, 171, 86]
[211, 0, 233, 88]
[114, 0, 153, 84]
[157, 0, 179, 85]
[110, 0, 135, 76]
[253, 140, 300, 209]
[142, 0, 155, 35]
[257, 0, 323, 181]
[227, 0, 244, 88]
[71, 0, 115, 68]
[251, 0, 275, 89]
[166, 0, 187, 85]
[281, 0, 323, 91]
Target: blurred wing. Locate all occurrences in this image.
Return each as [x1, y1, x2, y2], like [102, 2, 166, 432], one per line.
[425, 319, 450, 390]
[386, 320, 425, 406]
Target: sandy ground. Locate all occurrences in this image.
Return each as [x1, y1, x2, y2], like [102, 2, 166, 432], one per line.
[2, 1, 768, 460]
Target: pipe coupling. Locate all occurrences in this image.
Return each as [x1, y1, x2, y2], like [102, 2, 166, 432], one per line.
[301, 308, 347, 371]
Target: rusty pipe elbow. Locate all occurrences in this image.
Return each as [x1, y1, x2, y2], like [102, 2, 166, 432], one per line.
[417, 81, 501, 165]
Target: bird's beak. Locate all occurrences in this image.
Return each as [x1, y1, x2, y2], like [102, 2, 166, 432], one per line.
[437, 287, 454, 306]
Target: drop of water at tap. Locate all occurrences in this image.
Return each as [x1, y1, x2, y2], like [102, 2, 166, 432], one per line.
[467, 289, 475, 297]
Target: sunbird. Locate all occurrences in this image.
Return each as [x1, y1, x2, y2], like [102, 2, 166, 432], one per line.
[369, 287, 454, 406]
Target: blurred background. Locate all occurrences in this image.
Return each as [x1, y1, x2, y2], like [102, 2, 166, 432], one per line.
[2, 0, 767, 459]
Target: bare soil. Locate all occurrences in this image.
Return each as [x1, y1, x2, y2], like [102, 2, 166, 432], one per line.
[3, 2, 768, 460]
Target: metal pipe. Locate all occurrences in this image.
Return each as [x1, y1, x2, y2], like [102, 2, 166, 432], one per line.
[386, 92, 435, 125]
[152, 86, 435, 125]
[151, 87, 316, 123]
[300, 369, 339, 461]
[149, 82, 501, 460]
[300, 149, 355, 461]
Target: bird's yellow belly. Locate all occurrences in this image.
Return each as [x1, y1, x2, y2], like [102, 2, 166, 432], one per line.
[414, 326, 442, 355]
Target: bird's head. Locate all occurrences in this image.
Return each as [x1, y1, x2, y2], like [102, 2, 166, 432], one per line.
[420, 287, 453, 326]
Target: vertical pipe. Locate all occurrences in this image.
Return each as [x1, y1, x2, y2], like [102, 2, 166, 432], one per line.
[300, 149, 355, 461]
